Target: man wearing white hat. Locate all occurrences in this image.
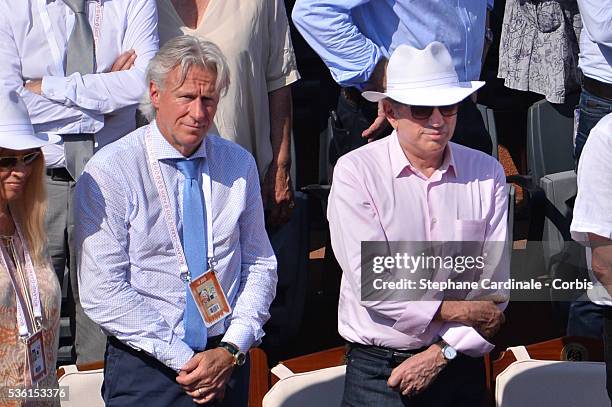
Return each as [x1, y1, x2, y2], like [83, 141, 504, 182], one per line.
[328, 42, 509, 405]
[0, 0, 159, 363]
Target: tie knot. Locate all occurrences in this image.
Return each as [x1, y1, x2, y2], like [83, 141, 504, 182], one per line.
[63, 0, 87, 14]
[176, 159, 201, 180]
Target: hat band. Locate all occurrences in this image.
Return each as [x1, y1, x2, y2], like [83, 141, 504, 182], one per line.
[386, 73, 459, 91]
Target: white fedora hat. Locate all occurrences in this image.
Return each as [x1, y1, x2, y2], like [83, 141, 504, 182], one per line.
[362, 42, 485, 106]
[0, 90, 61, 150]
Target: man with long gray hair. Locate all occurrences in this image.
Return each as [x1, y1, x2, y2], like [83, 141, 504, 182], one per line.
[74, 35, 278, 406]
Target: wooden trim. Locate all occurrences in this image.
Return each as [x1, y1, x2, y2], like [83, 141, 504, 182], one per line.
[248, 348, 269, 407]
[271, 346, 346, 386]
[56, 360, 105, 380]
[485, 336, 604, 407]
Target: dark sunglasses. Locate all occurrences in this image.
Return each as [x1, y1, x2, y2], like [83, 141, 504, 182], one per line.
[409, 104, 459, 120]
[0, 151, 41, 169]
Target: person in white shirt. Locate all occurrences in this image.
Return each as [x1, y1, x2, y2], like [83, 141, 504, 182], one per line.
[0, 0, 159, 363]
[571, 112, 612, 400]
[574, 0, 612, 165]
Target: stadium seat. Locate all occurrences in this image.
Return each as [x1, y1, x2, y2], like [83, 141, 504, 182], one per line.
[57, 361, 104, 407]
[264, 347, 346, 407]
[486, 336, 607, 407]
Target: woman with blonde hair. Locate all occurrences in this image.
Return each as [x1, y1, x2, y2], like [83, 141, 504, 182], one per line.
[0, 90, 61, 406]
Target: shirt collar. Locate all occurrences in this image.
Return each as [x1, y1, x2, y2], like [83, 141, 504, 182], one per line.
[389, 131, 458, 178]
[149, 120, 208, 161]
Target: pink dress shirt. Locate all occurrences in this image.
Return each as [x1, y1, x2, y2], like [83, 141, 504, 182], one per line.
[328, 132, 509, 356]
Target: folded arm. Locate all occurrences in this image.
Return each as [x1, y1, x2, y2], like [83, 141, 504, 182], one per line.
[41, 0, 159, 113]
[0, 6, 101, 132]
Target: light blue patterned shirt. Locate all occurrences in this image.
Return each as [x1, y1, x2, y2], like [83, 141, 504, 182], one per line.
[75, 122, 277, 372]
[292, 0, 492, 88]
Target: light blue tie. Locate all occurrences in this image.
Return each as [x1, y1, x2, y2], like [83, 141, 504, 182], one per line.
[176, 159, 207, 351]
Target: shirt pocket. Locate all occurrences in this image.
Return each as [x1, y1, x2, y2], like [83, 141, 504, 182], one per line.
[454, 219, 487, 242]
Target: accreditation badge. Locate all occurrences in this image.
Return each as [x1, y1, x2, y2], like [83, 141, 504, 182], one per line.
[189, 270, 232, 327]
[26, 330, 47, 384]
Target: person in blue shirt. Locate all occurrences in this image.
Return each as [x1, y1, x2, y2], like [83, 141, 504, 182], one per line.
[75, 36, 277, 406]
[292, 0, 495, 161]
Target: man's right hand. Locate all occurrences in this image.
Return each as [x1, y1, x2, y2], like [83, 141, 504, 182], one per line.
[177, 348, 235, 405]
[110, 49, 136, 72]
[437, 301, 505, 339]
[361, 100, 390, 140]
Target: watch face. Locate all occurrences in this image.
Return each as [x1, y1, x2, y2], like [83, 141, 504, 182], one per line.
[443, 345, 457, 360]
[235, 352, 247, 366]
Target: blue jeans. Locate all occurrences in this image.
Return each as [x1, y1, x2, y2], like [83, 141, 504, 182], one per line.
[566, 300, 606, 338]
[574, 88, 612, 167]
[342, 346, 484, 407]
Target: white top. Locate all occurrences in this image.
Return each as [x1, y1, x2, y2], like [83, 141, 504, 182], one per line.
[0, 0, 159, 167]
[571, 112, 612, 305]
[577, 0, 612, 84]
[157, 0, 300, 179]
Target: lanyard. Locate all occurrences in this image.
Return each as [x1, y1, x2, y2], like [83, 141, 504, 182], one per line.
[144, 126, 215, 282]
[38, 0, 103, 76]
[0, 221, 43, 338]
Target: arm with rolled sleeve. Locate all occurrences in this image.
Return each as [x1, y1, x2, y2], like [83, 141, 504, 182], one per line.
[328, 157, 443, 336]
[41, 0, 159, 114]
[221, 156, 278, 352]
[577, 0, 612, 48]
[291, 0, 383, 88]
[75, 163, 194, 372]
[0, 5, 101, 133]
[439, 161, 509, 356]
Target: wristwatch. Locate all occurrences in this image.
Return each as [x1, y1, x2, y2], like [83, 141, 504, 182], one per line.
[218, 341, 247, 366]
[438, 340, 457, 361]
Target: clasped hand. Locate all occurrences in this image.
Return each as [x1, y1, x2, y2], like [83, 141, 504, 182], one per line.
[177, 348, 235, 405]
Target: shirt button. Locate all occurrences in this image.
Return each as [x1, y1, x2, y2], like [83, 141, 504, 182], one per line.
[431, 218, 438, 224]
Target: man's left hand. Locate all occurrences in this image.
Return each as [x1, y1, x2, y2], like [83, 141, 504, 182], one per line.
[177, 347, 235, 405]
[262, 163, 294, 226]
[387, 344, 448, 397]
[24, 79, 42, 95]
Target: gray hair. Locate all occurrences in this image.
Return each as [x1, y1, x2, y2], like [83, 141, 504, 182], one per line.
[140, 35, 231, 121]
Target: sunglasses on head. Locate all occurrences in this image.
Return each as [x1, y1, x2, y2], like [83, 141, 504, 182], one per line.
[0, 151, 41, 169]
[408, 104, 459, 120]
